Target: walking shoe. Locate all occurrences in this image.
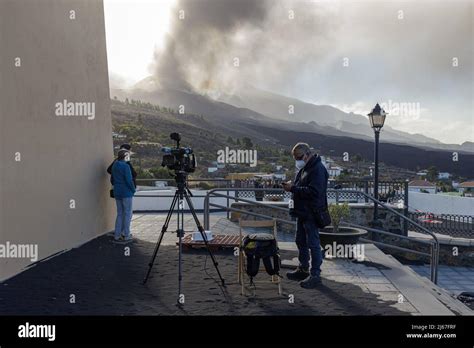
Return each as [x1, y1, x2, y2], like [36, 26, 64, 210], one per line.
[123, 234, 133, 242]
[113, 235, 124, 242]
[300, 275, 322, 289]
[286, 267, 310, 281]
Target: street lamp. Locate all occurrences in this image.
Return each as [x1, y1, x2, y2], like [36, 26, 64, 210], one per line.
[367, 103, 387, 223]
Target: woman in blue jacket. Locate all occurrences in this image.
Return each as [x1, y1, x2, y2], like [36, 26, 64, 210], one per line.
[112, 149, 136, 241]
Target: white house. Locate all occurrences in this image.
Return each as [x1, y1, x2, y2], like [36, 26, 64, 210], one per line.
[458, 181, 474, 197]
[408, 179, 437, 194]
[438, 172, 451, 180]
[328, 166, 343, 178]
[416, 170, 428, 177]
[153, 180, 168, 188]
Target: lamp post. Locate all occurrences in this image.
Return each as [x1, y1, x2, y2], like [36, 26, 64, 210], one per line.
[367, 103, 387, 223]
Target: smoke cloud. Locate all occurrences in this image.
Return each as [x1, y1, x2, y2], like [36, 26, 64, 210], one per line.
[152, 0, 340, 95]
[150, 0, 473, 143]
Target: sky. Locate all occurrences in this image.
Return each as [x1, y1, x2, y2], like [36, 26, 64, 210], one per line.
[104, 0, 474, 145]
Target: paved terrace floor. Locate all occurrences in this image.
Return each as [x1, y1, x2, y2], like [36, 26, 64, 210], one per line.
[0, 213, 470, 315]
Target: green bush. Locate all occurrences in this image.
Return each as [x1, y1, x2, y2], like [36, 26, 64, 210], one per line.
[328, 202, 350, 233]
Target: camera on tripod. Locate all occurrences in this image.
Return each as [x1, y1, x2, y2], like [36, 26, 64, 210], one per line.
[144, 133, 225, 298]
[161, 132, 196, 173]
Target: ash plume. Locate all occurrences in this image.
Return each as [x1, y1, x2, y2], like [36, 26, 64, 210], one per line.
[152, 0, 338, 95]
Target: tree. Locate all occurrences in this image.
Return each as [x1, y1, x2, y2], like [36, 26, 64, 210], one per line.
[352, 153, 362, 170]
[426, 166, 439, 182]
[227, 136, 234, 144]
[242, 137, 253, 149]
[149, 167, 173, 179]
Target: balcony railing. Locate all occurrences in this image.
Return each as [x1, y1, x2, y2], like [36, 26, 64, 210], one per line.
[202, 188, 440, 284]
[408, 211, 474, 238]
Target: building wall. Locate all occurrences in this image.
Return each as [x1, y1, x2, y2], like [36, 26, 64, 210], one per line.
[0, 0, 115, 281]
[409, 192, 474, 216]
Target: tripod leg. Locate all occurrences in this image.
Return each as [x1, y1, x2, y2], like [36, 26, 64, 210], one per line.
[177, 193, 184, 305]
[184, 193, 226, 287]
[143, 193, 179, 284]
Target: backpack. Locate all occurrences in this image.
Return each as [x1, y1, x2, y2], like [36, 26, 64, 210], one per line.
[242, 233, 281, 283]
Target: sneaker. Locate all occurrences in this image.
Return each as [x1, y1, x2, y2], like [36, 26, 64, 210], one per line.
[300, 275, 322, 289]
[122, 234, 133, 242]
[113, 235, 124, 242]
[286, 267, 310, 281]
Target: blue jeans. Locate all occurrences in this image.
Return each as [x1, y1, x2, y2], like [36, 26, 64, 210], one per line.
[295, 217, 323, 277]
[114, 197, 133, 239]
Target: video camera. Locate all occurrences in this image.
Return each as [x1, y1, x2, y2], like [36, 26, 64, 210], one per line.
[161, 132, 196, 173]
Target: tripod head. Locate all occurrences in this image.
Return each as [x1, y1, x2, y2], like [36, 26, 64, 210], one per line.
[173, 171, 193, 197]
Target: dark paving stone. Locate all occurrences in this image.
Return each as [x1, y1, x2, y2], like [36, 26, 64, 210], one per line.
[0, 235, 409, 315]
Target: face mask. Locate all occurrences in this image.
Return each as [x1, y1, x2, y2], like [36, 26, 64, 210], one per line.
[295, 160, 305, 170]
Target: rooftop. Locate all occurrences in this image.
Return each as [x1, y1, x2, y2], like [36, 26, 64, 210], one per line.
[459, 181, 474, 188]
[1, 213, 470, 315]
[409, 179, 436, 187]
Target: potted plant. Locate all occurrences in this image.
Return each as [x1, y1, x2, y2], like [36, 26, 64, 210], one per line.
[319, 202, 368, 247]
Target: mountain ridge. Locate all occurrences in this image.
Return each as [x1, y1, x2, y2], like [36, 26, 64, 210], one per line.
[109, 76, 473, 154]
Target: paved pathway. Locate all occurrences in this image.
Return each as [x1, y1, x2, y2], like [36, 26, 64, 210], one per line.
[409, 264, 474, 296]
[1, 213, 467, 315]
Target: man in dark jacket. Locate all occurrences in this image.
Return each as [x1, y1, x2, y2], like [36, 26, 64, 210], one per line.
[282, 142, 328, 288]
[107, 144, 137, 188]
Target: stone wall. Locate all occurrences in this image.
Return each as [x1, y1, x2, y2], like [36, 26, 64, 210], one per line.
[378, 233, 474, 267]
[230, 202, 405, 234]
[229, 201, 474, 267]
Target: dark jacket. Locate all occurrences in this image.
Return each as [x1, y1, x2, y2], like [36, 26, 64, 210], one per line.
[107, 160, 137, 188]
[290, 155, 329, 220]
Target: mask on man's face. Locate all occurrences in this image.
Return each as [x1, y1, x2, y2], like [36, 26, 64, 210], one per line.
[295, 160, 305, 170]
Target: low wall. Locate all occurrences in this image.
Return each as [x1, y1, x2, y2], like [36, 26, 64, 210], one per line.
[230, 202, 405, 234]
[378, 232, 474, 267]
[409, 192, 474, 216]
[133, 188, 228, 212]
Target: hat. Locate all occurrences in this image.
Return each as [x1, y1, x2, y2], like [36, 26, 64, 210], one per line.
[119, 143, 135, 154]
[117, 149, 130, 160]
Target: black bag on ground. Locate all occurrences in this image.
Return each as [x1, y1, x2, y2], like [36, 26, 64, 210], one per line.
[313, 196, 331, 228]
[242, 233, 280, 283]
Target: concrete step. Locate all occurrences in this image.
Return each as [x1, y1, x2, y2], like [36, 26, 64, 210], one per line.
[365, 244, 465, 315]
[408, 267, 473, 316]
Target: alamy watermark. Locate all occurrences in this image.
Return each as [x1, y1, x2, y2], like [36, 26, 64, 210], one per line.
[55, 99, 95, 120]
[324, 242, 365, 261]
[18, 322, 55, 341]
[217, 147, 257, 167]
[380, 99, 420, 119]
[0, 241, 38, 262]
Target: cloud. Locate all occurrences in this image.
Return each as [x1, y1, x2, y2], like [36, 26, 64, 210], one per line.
[150, 0, 473, 143]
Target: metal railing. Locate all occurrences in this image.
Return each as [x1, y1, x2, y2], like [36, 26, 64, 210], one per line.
[408, 211, 474, 238]
[203, 188, 440, 284]
[135, 178, 408, 201]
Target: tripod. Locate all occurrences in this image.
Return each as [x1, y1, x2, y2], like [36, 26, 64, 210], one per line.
[143, 172, 226, 304]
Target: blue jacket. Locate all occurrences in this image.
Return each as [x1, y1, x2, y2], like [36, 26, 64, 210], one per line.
[112, 160, 136, 199]
[290, 155, 329, 220]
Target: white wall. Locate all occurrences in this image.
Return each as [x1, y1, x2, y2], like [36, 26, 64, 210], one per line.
[0, 0, 115, 281]
[408, 192, 474, 216]
[409, 187, 436, 194]
[133, 189, 232, 211]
